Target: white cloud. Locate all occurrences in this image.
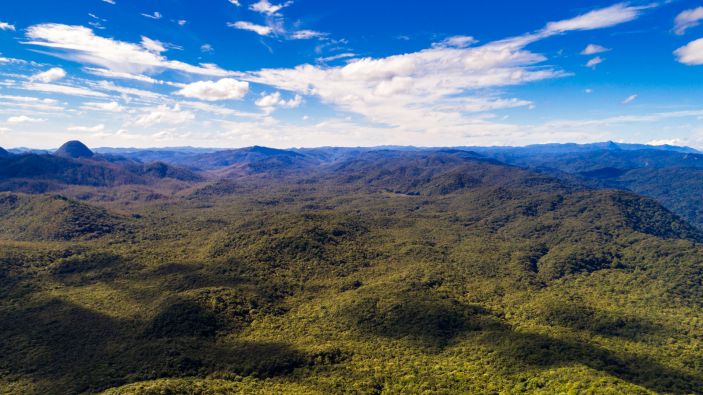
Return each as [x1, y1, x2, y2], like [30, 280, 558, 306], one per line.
[290, 30, 325, 40]
[581, 43, 609, 55]
[545, 3, 649, 33]
[440, 97, 533, 113]
[24, 24, 235, 76]
[0, 22, 15, 31]
[249, 0, 291, 16]
[177, 20, 187, 26]
[134, 104, 194, 126]
[31, 67, 66, 83]
[316, 53, 356, 63]
[647, 138, 686, 146]
[81, 101, 123, 112]
[102, 0, 116, 4]
[228, 21, 272, 36]
[0, 127, 10, 133]
[68, 124, 104, 132]
[0, 95, 58, 104]
[201, 44, 214, 53]
[675, 38, 703, 65]
[674, 7, 703, 35]
[586, 56, 604, 68]
[141, 36, 166, 54]
[622, 94, 638, 104]
[92, 80, 163, 98]
[228, 0, 240, 5]
[24, 82, 108, 97]
[0, 56, 26, 64]
[239, 3, 646, 142]
[175, 78, 249, 101]
[84, 67, 158, 84]
[255, 91, 302, 108]
[8, 115, 45, 124]
[434, 35, 477, 48]
[141, 12, 162, 20]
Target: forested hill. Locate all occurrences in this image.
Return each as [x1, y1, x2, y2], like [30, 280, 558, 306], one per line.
[0, 147, 702, 393]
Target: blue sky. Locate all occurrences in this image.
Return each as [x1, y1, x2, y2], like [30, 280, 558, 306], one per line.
[1, 0, 703, 148]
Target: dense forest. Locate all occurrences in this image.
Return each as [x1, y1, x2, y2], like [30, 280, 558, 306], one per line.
[0, 142, 702, 394]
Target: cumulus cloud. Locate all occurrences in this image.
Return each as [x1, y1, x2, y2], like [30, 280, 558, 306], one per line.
[674, 7, 703, 35]
[67, 124, 105, 132]
[675, 38, 703, 65]
[622, 94, 637, 104]
[135, 104, 194, 126]
[228, 0, 240, 5]
[31, 67, 66, 83]
[255, 91, 302, 108]
[586, 56, 604, 68]
[24, 24, 235, 76]
[8, 115, 45, 124]
[228, 21, 272, 36]
[581, 44, 609, 55]
[0, 22, 15, 31]
[175, 78, 249, 101]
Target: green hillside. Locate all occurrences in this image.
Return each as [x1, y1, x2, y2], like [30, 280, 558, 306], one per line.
[0, 154, 701, 394]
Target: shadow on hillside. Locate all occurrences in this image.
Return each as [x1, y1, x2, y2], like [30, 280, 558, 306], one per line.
[538, 301, 668, 341]
[479, 329, 703, 394]
[0, 298, 307, 394]
[341, 290, 507, 350]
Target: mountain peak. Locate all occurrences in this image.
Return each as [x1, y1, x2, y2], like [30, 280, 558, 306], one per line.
[54, 140, 94, 159]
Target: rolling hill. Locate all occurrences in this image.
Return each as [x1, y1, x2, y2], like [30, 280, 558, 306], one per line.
[0, 150, 702, 394]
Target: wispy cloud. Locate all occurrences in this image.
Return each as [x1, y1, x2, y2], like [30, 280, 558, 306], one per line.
[581, 43, 609, 55]
[239, 3, 650, 143]
[586, 56, 604, 68]
[8, 115, 45, 124]
[23, 82, 107, 97]
[134, 104, 194, 127]
[141, 11, 163, 20]
[622, 94, 638, 104]
[24, 24, 236, 76]
[0, 22, 15, 31]
[228, 21, 272, 36]
[67, 124, 104, 132]
[249, 0, 292, 16]
[674, 7, 703, 35]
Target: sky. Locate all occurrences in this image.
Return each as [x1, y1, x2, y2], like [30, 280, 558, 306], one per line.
[1, 1, 703, 149]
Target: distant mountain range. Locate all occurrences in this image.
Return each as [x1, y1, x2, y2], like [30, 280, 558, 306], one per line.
[1, 140, 702, 228]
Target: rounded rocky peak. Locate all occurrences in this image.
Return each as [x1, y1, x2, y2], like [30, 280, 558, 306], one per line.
[54, 140, 94, 158]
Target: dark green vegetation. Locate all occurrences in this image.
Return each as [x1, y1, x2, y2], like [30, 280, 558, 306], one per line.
[0, 142, 702, 394]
